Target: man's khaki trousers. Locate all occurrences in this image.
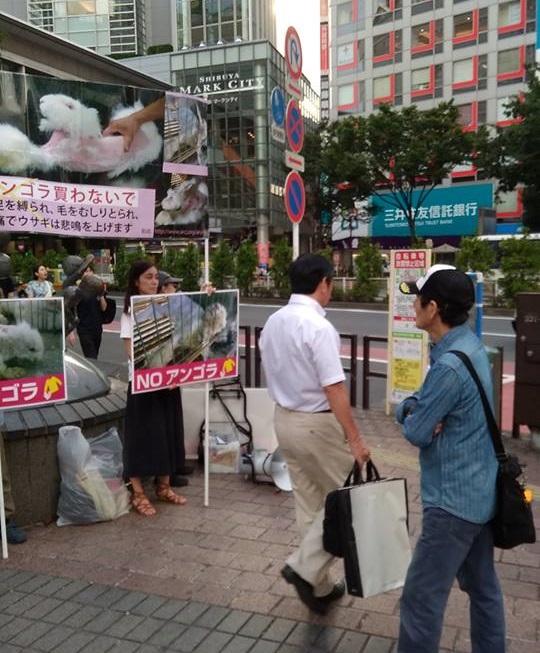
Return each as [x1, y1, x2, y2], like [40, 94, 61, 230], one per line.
[274, 406, 353, 597]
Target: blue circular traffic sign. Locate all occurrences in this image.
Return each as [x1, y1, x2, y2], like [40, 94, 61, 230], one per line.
[286, 99, 304, 153]
[271, 87, 285, 127]
[284, 171, 305, 224]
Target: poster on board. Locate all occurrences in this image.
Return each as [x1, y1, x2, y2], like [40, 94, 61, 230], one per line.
[0, 297, 66, 409]
[386, 250, 431, 412]
[130, 290, 239, 394]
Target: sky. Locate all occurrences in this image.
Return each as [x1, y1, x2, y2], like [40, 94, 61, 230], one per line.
[275, 0, 320, 92]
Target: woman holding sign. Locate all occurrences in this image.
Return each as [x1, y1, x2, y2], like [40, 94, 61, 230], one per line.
[120, 260, 186, 516]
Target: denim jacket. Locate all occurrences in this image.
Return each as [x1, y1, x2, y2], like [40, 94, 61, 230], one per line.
[396, 324, 498, 524]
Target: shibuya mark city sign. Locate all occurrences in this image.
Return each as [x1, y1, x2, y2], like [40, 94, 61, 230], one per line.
[178, 72, 264, 96]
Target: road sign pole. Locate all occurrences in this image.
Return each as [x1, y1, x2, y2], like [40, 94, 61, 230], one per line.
[292, 223, 300, 260]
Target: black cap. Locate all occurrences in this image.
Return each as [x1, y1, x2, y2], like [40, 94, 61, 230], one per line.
[158, 270, 180, 289]
[399, 264, 475, 310]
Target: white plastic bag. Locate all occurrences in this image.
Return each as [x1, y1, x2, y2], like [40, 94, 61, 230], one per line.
[56, 426, 130, 526]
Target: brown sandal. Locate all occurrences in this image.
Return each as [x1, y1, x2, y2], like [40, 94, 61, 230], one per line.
[155, 483, 187, 506]
[131, 491, 157, 516]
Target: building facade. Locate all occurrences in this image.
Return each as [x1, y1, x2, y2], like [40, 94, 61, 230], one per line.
[0, 0, 148, 56]
[0, 1, 276, 57]
[126, 41, 320, 247]
[322, 0, 537, 233]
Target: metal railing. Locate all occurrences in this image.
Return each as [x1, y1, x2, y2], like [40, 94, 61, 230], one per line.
[362, 335, 388, 410]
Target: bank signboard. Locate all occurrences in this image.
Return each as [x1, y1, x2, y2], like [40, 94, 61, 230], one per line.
[370, 183, 493, 237]
[331, 183, 494, 241]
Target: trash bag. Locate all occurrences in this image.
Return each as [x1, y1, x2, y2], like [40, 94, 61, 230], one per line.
[56, 425, 130, 526]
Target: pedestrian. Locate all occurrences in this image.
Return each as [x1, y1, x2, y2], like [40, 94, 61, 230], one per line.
[156, 269, 193, 487]
[1, 411, 27, 544]
[25, 264, 54, 298]
[396, 264, 505, 653]
[120, 260, 187, 516]
[259, 253, 370, 615]
[76, 264, 108, 359]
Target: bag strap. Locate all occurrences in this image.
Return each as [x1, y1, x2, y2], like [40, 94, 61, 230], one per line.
[448, 350, 507, 460]
[344, 459, 381, 487]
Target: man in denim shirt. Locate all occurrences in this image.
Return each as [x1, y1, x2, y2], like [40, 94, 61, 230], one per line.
[396, 265, 504, 653]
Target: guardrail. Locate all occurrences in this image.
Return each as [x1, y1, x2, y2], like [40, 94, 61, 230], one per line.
[362, 335, 388, 410]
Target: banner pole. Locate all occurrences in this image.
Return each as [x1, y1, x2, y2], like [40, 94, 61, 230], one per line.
[0, 449, 8, 559]
[203, 233, 210, 507]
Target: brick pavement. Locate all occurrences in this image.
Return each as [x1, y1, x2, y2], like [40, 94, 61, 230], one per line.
[1, 408, 539, 652]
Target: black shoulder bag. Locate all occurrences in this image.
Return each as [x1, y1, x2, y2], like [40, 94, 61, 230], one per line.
[101, 295, 117, 324]
[449, 350, 536, 549]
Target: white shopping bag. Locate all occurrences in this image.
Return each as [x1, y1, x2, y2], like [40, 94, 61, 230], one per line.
[326, 461, 411, 598]
[347, 475, 411, 597]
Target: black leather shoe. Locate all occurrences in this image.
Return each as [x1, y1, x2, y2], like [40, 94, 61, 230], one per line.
[281, 565, 327, 615]
[176, 465, 194, 476]
[170, 475, 189, 487]
[318, 580, 346, 604]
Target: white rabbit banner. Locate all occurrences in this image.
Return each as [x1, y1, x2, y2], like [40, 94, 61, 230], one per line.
[0, 298, 67, 409]
[0, 74, 209, 240]
[129, 290, 239, 395]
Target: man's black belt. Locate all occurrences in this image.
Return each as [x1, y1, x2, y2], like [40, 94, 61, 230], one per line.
[316, 409, 332, 413]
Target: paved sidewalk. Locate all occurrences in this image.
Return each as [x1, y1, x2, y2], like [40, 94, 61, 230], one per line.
[1, 409, 539, 652]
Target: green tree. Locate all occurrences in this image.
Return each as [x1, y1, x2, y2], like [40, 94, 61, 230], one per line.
[269, 238, 292, 295]
[303, 123, 330, 248]
[159, 246, 182, 279]
[479, 70, 540, 232]
[113, 243, 146, 289]
[351, 240, 383, 302]
[498, 233, 540, 306]
[321, 102, 478, 243]
[455, 237, 496, 276]
[10, 251, 37, 284]
[210, 239, 235, 289]
[177, 243, 201, 291]
[234, 240, 258, 295]
[42, 248, 67, 271]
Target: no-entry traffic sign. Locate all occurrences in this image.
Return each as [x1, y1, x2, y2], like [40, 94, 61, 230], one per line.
[284, 170, 305, 224]
[286, 99, 304, 153]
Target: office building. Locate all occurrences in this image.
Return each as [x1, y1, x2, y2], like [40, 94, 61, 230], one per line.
[0, 1, 276, 57]
[323, 0, 537, 233]
[126, 40, 320, 246]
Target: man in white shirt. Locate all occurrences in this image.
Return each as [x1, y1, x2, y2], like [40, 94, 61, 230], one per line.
[260, 253, 370, 614]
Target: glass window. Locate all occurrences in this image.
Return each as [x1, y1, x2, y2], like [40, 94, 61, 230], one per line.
[498, 1, 522, 27]
[498, 48, 521, 74]
[337, 42, 355, 66]
[67, 1, 96, 15]
[338, 83, 355, 106]
[337, 2, 354, 26]
[206, 0, 219, 24]
[373, 75, 391, 98]
[411, 67, 431, 91]
[221, 0, 234, 21]
[191, 0, 203, 27]
[221, 22, 234, 41]
[373, 32, 391, 57]
[496, 189, 519, 214]
[456, 103, 473, 127]
[373, 0, 402, 14]
[453, 58, 474, 84]
[454, 11, 475, 38]
[411, 22, 431, 48]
